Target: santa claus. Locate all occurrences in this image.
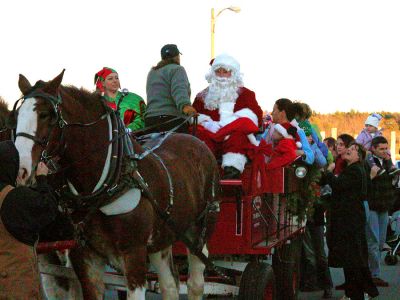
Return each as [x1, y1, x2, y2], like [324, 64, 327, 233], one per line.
[193, 54, 263, 179]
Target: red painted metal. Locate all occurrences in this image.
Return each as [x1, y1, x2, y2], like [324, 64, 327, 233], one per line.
[37, 240, 77, 254]
[174, 164, 303, 256]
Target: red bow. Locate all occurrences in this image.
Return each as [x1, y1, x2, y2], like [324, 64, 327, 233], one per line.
[244, 139, 271, 195]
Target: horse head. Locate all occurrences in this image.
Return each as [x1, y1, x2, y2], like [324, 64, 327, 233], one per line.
[15, 70, 110, 193]
[15, 70, 65, 185]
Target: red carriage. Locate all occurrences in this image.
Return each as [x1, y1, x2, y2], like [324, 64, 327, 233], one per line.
[7, 71, 309, 299]
[35, 160, 306, 299]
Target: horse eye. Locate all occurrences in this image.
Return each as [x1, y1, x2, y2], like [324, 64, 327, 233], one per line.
[38, 112, 50, 120]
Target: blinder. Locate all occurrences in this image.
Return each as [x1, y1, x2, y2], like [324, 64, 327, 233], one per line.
[12, 88, 64, 175]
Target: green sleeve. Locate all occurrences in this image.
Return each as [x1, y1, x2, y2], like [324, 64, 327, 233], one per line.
[119, 92, 146, 131]
[327, 150, 334, 164]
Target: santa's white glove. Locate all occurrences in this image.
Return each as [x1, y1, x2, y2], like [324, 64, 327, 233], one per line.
[203, 120, 221, 133]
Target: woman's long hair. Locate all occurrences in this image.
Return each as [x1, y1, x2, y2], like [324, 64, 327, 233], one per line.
[349, 142, 367, 161]
[275, 98, 295, 121]
[337, 133, 354, 148]
[152, 58, 179, 70]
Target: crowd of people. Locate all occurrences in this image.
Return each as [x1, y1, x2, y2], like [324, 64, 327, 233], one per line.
[1, 42, 400, 299]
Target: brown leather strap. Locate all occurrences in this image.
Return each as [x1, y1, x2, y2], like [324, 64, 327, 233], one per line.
[0, 185, 14, 208]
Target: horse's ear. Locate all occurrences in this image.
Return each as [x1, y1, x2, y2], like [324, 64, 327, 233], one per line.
[18, 74, 32, 95]
[46, 69, 65, 94]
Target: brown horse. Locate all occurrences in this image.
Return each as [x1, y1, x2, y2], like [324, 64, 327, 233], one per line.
[0, 97, 12, 141]
[14, 70, 220, 299]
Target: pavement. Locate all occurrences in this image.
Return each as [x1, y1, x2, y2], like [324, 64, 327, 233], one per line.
[298, 255, 400, 300]
[142, 253, 400, 300]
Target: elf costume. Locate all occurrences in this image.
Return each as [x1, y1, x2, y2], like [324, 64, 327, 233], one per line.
[95, 67, 146, 131]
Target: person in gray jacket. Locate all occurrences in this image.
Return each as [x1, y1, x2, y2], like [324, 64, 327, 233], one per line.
[145, 44, 197, 133]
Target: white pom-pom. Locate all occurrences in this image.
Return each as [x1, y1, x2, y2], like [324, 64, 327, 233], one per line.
[296, 141, 302, 148]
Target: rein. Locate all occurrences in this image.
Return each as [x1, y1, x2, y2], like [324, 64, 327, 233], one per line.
[133, 114, 195, 160]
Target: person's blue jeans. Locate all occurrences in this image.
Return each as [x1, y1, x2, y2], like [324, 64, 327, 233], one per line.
[363, 201, 370, 219]
[365, 209, 389, 278]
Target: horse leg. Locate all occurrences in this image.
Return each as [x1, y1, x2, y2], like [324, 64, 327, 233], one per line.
[149, 246, 179, 300]
[121, 245, 149, 300]
[126, 287, 146, 300]
[187, 244, 208, 300]
[69, 247, 106, 299]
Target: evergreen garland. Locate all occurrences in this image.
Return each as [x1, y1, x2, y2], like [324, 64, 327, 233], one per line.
[286, 164, 322, 222]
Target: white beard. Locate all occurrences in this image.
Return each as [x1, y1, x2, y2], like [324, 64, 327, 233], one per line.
[204, 76, 240, 110]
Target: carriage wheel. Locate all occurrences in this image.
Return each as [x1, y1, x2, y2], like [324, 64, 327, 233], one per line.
[238, 261, 276, 300]
[272, 238, 301, 300]
[384, 253, 398, 265]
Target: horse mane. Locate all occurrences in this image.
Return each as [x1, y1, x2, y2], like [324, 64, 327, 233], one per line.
[0, 96, 9, 117]
[0, 97, 9, 128]
[61, 85, 103, 111]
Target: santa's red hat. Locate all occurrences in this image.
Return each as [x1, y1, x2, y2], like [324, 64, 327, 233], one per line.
[274, 124, 290, 138]
[281, 122, 300, 141]
[275, 123, 302, 148]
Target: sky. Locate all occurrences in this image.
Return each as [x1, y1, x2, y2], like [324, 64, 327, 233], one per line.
[1, 0, 400, 113]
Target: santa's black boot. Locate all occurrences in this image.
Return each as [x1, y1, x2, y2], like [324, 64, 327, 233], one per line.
[223, 166, 241, 179]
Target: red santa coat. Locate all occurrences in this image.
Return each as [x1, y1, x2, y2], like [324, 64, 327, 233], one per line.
[265, 138, 298, 169]
[193, 87, 263, 127]
[193, 87, 263, 160]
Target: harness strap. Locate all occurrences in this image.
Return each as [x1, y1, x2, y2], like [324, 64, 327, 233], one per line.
[16, 132, 47, 147]
[0, 185, 14, 208]
[131, 170, 232, 282]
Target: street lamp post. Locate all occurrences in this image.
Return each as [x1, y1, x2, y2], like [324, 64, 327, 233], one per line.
[211, 6, 241, 60]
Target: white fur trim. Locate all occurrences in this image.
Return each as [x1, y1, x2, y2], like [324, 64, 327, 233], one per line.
[219, 102, 236, 126]
[219, 115, 239, 127]
[212, 54, 240, 73]
[198, 113, 212, 124]
[290, 119, 300, 129]
[274, 124, 289, 138]
[100, 188, 141, 215]
[222, 152, 247, 173]
[235, 108, 258, 127]
[247, 134, 260, 146]
[219, 102, 235, 114]
[296, 141, 302, 148]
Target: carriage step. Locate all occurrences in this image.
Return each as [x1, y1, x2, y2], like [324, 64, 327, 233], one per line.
[39, 263, 126, 287]
[219, 179, 242, 186]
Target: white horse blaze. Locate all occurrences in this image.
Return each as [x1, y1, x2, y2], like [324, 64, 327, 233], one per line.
[15, 98, 37, 179]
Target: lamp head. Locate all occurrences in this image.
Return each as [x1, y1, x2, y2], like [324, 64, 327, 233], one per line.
[295, 166, 308, 178]
[229, 6, 241, 13]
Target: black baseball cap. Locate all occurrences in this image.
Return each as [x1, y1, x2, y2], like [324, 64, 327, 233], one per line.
[161, 44, 182, 59]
